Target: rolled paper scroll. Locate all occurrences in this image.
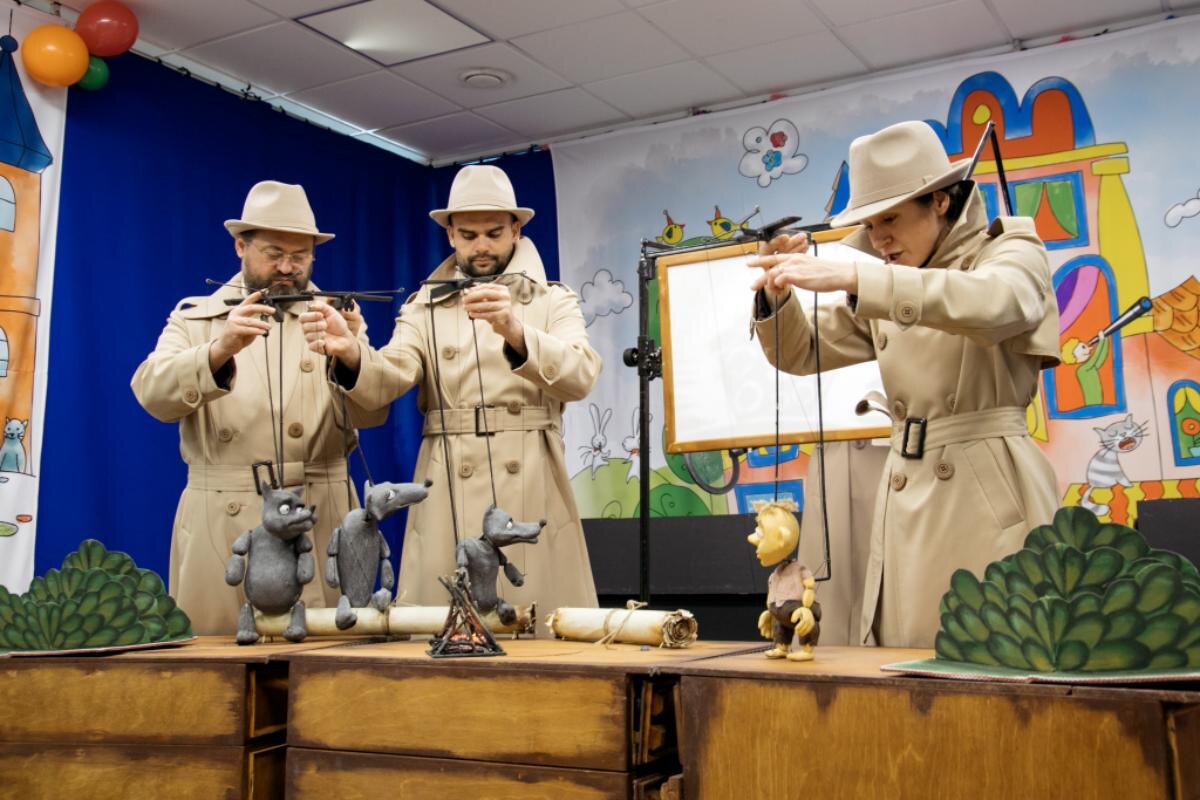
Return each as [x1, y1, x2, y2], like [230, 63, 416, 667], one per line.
[252, 604, 535, 637]
[545, 605, 698, 648]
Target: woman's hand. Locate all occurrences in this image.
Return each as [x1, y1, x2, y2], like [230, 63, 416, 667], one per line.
[747, 234, 859, 299]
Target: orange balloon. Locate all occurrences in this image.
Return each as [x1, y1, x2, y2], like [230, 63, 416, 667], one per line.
[21, 24, 89, 87]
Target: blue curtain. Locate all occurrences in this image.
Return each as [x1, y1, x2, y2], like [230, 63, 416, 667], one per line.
[37, 53, 561, 580]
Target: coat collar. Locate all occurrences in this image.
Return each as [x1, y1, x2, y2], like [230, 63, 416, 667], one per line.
[420, 237, 547, 306]
[839, 188, 989, 270]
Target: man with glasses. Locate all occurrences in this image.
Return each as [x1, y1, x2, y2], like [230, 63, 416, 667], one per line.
[132, 181, 381, 635]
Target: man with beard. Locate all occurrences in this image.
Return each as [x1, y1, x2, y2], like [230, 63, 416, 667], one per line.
[132, 181, 382, 634]
[300, 165, 601, 616]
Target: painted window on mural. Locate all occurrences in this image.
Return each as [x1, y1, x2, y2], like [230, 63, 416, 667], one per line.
[1168, 381, 1200, 466]
[0, 327, 8, 378]
[1009, 172, 1088, 249]
[0, 177, 14, 232]
[1046, 257, 1126, 419]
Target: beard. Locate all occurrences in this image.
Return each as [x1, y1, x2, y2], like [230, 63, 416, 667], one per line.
[241, 259, 311, 294]
[457, 243, 516, 278]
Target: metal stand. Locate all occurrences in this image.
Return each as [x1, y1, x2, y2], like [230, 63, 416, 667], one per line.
[622, 242, 664, 604]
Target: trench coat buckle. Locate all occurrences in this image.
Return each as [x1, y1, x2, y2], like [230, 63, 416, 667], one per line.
[474, 404, 497, 437]
[900, 417, 927, 460]
[252, 461, 279, 493]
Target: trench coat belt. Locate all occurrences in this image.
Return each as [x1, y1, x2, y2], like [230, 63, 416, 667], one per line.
[888, 407, 1028, 457]
[186, 459, 349, 491]
[422, 405, 559, 436]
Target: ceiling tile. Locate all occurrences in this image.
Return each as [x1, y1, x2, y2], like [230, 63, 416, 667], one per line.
[183, 21, 377, 94]
[249, 0, 347, 17]
[394, 42, 571, 106]
[808, 0, 949, 27]
[301, 0, 488, 65]
[476, 88, 627, 138]
[379, 113, 520, 157]
[125, 0, 277, 51]
[638, 0, 827, 56]
[435, 0, 626, 39]
[837, 0, 1010, 70]
[585, 60, 742, 117]
[512, 11, 689, 83]
[270, 97, 364, 136]
[705, 30, 866, 94]
[288, 71, 459, 129]
[987, 0, 1161, 39]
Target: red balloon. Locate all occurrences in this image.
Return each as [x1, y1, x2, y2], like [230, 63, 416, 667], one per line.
[74, 1, 138, 57]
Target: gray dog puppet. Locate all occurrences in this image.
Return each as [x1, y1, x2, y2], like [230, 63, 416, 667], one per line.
[225, 483, 316, 645]
[455, 505, 544, 625]
[326, 479, 431, 629]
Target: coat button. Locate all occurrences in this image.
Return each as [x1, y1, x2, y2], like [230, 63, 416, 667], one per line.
[183, 388, 200, 403]
[892, 400, 907, 419]
[853, 439, 868, 450]
[442, 345, 457, 360]
[544, 364, 557, 379]
[507, 400, 522, 415]
[225, 501, 240, 516]
[935, 462, 955, 480]
[876, 332, 887, 351]
[300, 359, 314, 373]
[288, 422, 304, 438]
[217, 427, 234, 443]
[459, 463, 474, 478]
[505, 460, 520, 474]
[946, 394, 957, 413]
[896, 301, 917, 323]
[890, 473, 907, 491]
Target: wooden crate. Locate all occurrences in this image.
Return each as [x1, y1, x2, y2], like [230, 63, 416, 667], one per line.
[0, 637, 343, 800]
[284, 638, 757, 796]
[673, 646, 1200, 800]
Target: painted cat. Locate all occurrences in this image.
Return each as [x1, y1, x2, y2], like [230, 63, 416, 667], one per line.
[0, 419, 27, 473]
[1079, 414, 1147, 518]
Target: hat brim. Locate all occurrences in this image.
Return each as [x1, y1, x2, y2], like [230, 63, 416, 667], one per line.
[430, 205, 535, 227]
[224, 220, 335, 244]
[829, 159, 974, 228]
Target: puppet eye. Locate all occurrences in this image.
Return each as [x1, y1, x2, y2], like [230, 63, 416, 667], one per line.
[279, 504, 291, 514]
[506, 521, 513, 529]
[386, 490, 395, 501]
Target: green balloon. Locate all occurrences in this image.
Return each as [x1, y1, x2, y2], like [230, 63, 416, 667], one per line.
[76, 56, 109, 91]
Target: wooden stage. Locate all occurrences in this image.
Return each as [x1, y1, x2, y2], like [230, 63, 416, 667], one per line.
[2, 637, 1198, 799]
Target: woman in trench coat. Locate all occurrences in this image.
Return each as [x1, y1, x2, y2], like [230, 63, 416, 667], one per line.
[749, 121, 1061, 648]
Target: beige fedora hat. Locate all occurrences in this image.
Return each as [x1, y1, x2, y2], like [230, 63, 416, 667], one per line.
[830, 121, 974, 228]
[224, 180, 335, 244]
[430, 165, 534, 227]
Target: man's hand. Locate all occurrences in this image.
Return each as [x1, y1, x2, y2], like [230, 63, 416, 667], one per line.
[341, 302, 364, 337]
[300, 299, 360, 369]
[463, 282, 526, 355]
[210, 291, 275, 373]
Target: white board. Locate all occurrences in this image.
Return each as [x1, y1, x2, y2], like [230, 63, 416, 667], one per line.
[659, 239, 891, 453]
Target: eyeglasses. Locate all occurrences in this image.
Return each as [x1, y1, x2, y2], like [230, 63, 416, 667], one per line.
[250, 241, 314, 267]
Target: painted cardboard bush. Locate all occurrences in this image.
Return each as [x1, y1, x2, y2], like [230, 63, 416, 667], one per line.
[0, 539, 192, 651]
[936, 507, 1200, 672]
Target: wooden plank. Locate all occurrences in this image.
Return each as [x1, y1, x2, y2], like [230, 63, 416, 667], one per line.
[0, 742, 251, 799]
[289, 660, 629, 770]
[281, 638, 758, 674]
[248, 741, 287, 800]
[1169, 703, 1200, 800]
[670, 645, 1200, 703]
[286, 747, 629, 799]
[0, 660, 248, 745]
[681, 675, 1175, 799]
[12, 635, 356, 664]
[248, 661, 289, 737]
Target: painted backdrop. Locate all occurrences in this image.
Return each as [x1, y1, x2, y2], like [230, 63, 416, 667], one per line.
[0, 7, 67, 592]
[553, 17, 1200, 528]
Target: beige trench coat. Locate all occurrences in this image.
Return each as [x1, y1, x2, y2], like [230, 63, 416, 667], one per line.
[132, 277, 384, 635]
[339, 238, 601, 614]
[756, 193, 1061, 647]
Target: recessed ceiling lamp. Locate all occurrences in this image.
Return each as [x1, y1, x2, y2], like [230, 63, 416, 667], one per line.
[459, 68, 510, 89]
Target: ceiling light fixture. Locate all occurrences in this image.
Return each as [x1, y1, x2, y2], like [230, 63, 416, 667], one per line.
[459, 69, 510, 89]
